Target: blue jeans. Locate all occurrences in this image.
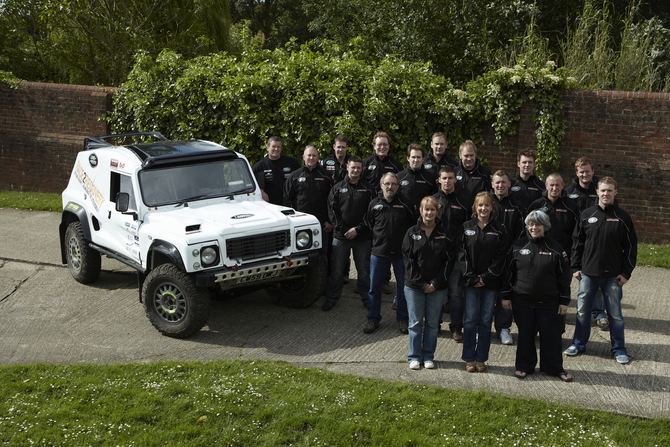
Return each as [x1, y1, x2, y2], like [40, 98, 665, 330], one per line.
[325, 238, 371, 304]
[405, 285, 448, 363]
[367, 255, 407, 323]
[462, 286, 497, 363]
[447, 261, 464, 332]
[591, 290, 606, 320]
[572, 274, 626, 356]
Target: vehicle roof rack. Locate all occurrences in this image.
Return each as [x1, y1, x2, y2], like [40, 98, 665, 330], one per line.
[84, 132, 167, 151]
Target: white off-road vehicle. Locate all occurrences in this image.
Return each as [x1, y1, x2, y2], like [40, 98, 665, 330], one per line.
[59, 132, 326, 338]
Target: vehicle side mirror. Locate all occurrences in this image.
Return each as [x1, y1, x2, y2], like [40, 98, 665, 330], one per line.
[116, 192, 130, 212]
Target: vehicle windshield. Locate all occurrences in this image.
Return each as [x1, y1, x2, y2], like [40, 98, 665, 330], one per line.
[138, 158, 256, 207]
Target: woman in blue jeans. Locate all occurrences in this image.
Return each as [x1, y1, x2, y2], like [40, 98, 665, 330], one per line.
[458, 192, 511, 372]
[402, 196, 455, 370]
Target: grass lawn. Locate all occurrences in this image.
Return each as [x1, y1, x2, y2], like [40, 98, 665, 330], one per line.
[1, 360, 668, 446]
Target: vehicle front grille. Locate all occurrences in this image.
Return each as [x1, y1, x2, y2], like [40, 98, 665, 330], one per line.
[226, 230, 291, 261]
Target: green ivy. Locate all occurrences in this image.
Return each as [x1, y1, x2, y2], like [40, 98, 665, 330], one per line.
[108, 44, 576, 168]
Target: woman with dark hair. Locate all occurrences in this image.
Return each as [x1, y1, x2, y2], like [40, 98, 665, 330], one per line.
[502, 210, 573, 382]
[458, 191, 511, 372]
[402, 196, 455, 370]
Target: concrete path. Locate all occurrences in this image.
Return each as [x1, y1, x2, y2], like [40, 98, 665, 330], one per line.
[0, 209, 668, 419]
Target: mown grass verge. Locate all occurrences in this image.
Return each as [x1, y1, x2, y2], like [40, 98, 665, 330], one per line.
[1, 360, 668, 446]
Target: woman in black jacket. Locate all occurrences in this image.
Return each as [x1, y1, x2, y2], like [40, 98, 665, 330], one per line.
[402, 196, 455, 370]
[502, 210, 573, 381]
[458, 191, 511, 372]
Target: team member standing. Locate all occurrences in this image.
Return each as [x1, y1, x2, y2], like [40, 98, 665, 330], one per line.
[422, 132, 458, 179]
[321, 135, 351, 184]
[363, 172, 416, 334]
[565, 177, 637, 364]
[490, 170, 525, 346]
[433, 166, 472, 342]
[564, 157, 608, 330]
[403, 196, 455, 370]
[459, 192, 511, 372]
[362, 132, 404, 192]
[253, 136, 301, 205]
[283, 145, 333, 262]
[397, 144, 438, 209]
[510, 150, 546, 210]
[455, 140, 492, 199]
[502, 210, 573, 382]
[323, 156, 375, 311]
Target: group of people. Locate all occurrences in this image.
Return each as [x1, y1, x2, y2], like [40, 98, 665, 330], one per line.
[252, 132, 638, 381]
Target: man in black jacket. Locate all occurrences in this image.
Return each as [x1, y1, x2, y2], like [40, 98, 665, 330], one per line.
[322, 156, 375, 311]
[363, 172, 416, 334]
[397, 144, 437, 209]
[321, 134, 351, 184]
[565, 177, 637, 364]
[455, 140, 492, 198]
[433, 166, 472, 342]
[422, 132, 458, 179]
[283, 145, 333, 262]
[510, 149, 546, 210]
[362, 132, 404, 193]
[253, 136, 301, 205]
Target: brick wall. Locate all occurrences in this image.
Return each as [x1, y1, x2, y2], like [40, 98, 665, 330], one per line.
[1, 82, 668, 243]
[0, 82, 115, 193]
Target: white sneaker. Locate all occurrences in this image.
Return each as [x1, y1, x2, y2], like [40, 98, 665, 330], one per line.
[424, 360, 435, 369]
[409, 361, 421, 370]
[500, 328, 513, 345]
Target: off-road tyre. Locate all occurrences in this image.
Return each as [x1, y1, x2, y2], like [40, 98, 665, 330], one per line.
[267, 255, 327, 308]
[64, 221, 101, 284]
[142, 264, 210, 338]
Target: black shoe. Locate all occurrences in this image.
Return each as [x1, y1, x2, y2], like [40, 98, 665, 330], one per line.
[391, 301, 397, 310]
[363, 321, 380, 334]
[362, 301, 370, 310]
[322, 301, 335, 311]
[398, 319, 409, 334]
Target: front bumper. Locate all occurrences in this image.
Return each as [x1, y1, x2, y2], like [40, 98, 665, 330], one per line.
[195, 252, 317, 289]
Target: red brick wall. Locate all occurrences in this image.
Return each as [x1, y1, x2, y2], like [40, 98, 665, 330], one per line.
[0, 82, 115, 193]
[1, 82, 668, 243]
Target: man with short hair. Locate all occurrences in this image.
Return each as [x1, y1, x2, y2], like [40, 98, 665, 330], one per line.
[253, 136, 301, 205]
[362, 132, 404, 192]
[564, 157, 608, 330]
[397, 144, 438, 209]
[510, 150, 546, 210]
[321, 134, 351, 184]
[528, 173, 580, 258]
[433, 166, 472, 342]
[490, 170, 525, 346]
[322, 156, 375, 311]
[455, 140, 492, 199]
[423, 132, 458, 179]
[565, 177, 637, 364]
[363, 172, 416, 334]
[283, 145, 333, 261]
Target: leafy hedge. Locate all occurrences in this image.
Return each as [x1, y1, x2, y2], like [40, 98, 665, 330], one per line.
[109, 42, 574, 168]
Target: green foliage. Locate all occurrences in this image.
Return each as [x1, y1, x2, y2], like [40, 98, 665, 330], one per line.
[109, 43, 575, 167]
[0, 70, 22, 88]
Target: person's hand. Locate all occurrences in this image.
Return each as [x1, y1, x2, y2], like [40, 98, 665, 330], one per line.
[502, 299, 512, 310]
[344, 228, 357, 240]
[558, 304, 568, 316]
[474, 277, 485, 288]
[261, 190, 269, 202]
[573, 270, 582, 281]
[617, 274, 628, 286]
[424, 283, 436, 294]
[323, 222, 333, 233]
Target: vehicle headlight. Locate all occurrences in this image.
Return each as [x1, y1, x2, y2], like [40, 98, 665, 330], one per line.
[296, 230, 312, 249]
[201, 246, 219, 265]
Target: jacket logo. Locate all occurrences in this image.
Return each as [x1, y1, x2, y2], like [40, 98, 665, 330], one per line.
[297, 177, 306, 182]
[373, 204, 383, 210]
[569, 194, 579, 199]
[368, 165, 377, 170]
[424, 163, 433, 169]
[511, 186, 521, 192]
[457, 175, 463, 181]
[283, 167, 291, 172]
[588, 217, 598, 223]
[400, 180, 409, 186]
[540, 206, 548, 212]
[411, 234, 422, 240]
[326, 160, 335, 165]
[464, 229, 476, 236]
[340, 188, 348, 193]
[519, 249, 531, 255]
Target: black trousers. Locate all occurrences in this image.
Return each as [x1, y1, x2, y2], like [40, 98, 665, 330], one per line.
[512, 302, 565, 375]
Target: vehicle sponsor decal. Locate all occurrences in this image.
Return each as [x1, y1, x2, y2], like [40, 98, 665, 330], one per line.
[66, 203, 79, 211]
[231, 214, 254, 219]
[110, 159, 118, 168]
[88, 153, 98, 167]
[74, 161, 105, 212]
